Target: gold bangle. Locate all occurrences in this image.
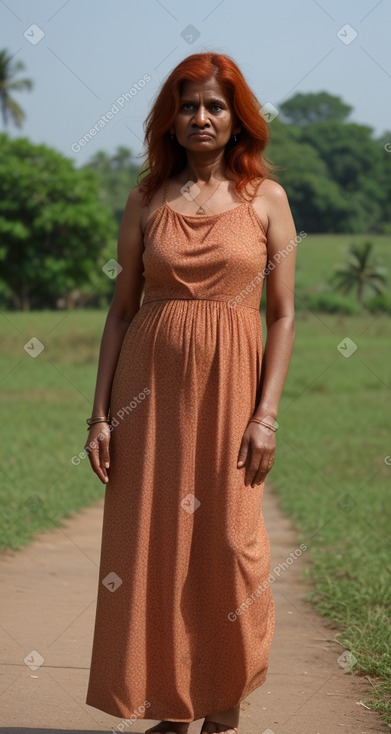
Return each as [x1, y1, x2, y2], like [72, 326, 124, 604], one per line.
[250, 417, 279, 432]
[86, 420, 110, 432]
[86, 416, 110, 426]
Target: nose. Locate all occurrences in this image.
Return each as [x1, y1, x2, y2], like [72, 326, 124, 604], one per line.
[192, 104, 209, 127]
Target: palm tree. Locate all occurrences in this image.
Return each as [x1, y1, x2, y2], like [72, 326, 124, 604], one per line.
[0, 49, 33, 128]
[332, 241, 387, 305]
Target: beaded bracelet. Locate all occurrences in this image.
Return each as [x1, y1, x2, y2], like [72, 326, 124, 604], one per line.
[250, 417, 279, 432]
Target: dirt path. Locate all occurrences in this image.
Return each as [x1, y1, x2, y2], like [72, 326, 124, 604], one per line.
[0, 484, 388, 734]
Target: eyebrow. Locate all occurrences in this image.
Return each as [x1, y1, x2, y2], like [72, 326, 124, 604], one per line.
[180, 96, 226, 105]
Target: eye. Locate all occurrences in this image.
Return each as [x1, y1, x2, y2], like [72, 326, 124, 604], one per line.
[211, 103, 223, 112]
[181, 103, 194, 111]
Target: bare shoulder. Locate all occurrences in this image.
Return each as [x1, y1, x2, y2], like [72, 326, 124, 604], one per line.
[125, 184, 146, 211]
[250, 179, 292, 233]
[254, 178, 289, 204]
[135, 181, 168, 233]
[118, 184, 150, 236]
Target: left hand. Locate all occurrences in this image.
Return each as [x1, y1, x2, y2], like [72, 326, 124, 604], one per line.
[237, 422, 276, 487]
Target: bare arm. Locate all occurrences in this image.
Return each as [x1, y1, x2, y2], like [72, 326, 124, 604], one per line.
[85, 185, 145, 483]
[254, 181, 297, 420]
[237, 180, 297, 486]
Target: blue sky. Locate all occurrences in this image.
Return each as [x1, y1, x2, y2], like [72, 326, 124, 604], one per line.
[1, 0, 390, 167]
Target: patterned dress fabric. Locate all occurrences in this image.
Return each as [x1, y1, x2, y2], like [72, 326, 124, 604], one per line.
[86, 180, 275, 722]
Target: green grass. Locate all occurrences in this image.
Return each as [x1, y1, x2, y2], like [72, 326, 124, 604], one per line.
[293, 233, 390, 297]
[1, 231, 390, 722]
[265, 308, 391, 724]
[0, 309, 107, 550]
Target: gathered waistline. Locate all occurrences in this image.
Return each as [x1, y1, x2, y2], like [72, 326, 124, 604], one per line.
[141, 296, 260, 311]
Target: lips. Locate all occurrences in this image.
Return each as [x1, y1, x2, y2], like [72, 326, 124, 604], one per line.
[191, 132, 213, 138]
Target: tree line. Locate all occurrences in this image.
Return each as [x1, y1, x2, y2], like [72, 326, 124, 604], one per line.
[269, 92, 391, 234]
[0, 49, 389, 310]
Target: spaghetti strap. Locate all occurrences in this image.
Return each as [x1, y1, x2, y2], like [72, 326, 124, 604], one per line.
[247, 179, 262, 216]
[248, 178, 261, 203]
[162, 179, 169, 205]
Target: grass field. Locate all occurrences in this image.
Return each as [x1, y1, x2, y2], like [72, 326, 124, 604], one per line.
[270, 309, 391, 722]
[1, 233, 390, 722]
[293, 233, 390, 295]
[0, 308, 107, 550]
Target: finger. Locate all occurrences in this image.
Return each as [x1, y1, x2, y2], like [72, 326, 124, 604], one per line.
[91, 450, 108, 483]
[245, 450, 271, 486]
[252, 458, 274, 486]
[86, 439, 109, 484]
[99, 437, 111, 470]
[243, 441, 263, 482]
[237, 435, 250, 468]
[245, 455, 262, 486]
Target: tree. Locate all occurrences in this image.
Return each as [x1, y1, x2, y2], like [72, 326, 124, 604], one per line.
[267, 119, 354, 232]
[0, 49, 33, 127]
[279, 91, 352, 126]
[0, 134, 116, 310]
[299, 120, 381, 190]
[270, 94, 391, 233]
[84, 146, 141, 226]
[332, 241, 387, 304]
[373, 131, 391, 227]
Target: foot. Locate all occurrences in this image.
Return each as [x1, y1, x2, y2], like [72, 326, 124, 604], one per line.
[201, 705, 240, 734]
[201, 723, 238, 734]
[145, 722, 190, 734]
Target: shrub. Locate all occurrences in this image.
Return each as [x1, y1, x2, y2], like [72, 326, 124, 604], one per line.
[365, 292, 391, 315]
[300, 291, 361, 314]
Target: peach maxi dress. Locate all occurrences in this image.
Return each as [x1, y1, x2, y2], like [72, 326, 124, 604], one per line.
[86, 180, 275, 722]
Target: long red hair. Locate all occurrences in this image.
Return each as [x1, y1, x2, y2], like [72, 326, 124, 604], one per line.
[138, 52, 276, 204]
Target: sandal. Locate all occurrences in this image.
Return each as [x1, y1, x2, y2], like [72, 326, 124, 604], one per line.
[145, 723, 190, 734]
[201, 720, 238, 734]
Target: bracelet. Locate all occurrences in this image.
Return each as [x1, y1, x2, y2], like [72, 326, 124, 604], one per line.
[86, 420, 110, 431]
[86, 416, 110, 427]
[250, 417, 279, 432]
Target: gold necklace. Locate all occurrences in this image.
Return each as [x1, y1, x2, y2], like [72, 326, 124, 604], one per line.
[184, 177, 224, 214]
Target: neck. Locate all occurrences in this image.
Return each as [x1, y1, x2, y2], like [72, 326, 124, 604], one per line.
[182, 151, 229, 184]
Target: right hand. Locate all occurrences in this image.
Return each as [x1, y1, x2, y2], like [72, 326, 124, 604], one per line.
[84, 422, 111, 484]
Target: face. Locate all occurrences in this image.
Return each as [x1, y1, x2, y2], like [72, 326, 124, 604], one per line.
[170, 75, 240, 152]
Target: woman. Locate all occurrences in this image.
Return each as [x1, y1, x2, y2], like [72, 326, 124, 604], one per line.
[85, 52, 297, 734]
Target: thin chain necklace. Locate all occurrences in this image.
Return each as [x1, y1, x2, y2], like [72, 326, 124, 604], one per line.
[183, 176, 224, 214]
